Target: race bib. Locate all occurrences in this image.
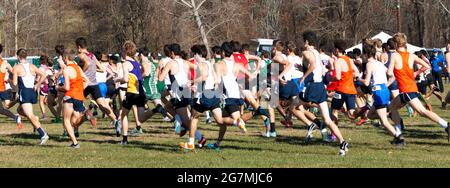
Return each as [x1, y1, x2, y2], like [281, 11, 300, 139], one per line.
[372, 85, 381, 91]
[333, 93, 342, 100]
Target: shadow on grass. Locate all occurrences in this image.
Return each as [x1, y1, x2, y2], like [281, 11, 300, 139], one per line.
[403, 128, 447, 140]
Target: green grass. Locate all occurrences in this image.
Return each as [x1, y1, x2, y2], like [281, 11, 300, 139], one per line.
[1, 85, 450, 168]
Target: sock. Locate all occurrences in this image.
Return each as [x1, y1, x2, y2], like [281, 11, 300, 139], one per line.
[37, 127, 46, 137]
[206, 111, 211, 119]
[189, 137, 195, 145]
[233, 119, 238, 126]
[395, 131, 401, 137]
[195, 131, 202, 141]
[395, 125, 402, 136]
[123, 136, 128, 142]
[270, 123, 276, 133]
[438, 119, 448, 128]
[136, 126, 142, 131]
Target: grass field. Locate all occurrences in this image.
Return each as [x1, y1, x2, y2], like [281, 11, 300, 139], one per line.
[1, 86, 450, 168]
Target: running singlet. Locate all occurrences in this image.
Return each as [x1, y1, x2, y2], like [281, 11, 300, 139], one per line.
[83, 52, 98, 86]
[336, 56, 357, 95]
[18, 63, 35, 90]
[371, 60, 388, 85]
[233, 53, 249, 80]
[126, 60, 145, 95]
[65, 64, 85, 101]
[223, 59, 241, 99]
[0, 59, 6, 92]
[303, 49, 323, 84]
[394, 51, 418, 93]
[143, 62, 158, 97]
[288, 55, 303, 79]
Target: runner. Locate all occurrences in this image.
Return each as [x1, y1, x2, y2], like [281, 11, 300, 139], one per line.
[12, 48, 49, 145]
[387, 33, 450, 142]
[180, 45, 222, 150]
[37, 55, 53, 120]
[299, 31, 349, 156]
[207, 42, 252, 151]
[331, 40, 360, 123]
[115, 41, 167, 144]
[75, 37, 118, 130]
[356, 39, 404, 145]
[0, 44, 21, 128]
[57, 50, 89, 148]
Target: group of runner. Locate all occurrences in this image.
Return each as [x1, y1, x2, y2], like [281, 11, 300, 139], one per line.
[0, 31, 449, 156]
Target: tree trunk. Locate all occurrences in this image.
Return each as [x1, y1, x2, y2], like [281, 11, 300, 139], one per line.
[14, 0, 18, 54]
[191, 0, 211, 58]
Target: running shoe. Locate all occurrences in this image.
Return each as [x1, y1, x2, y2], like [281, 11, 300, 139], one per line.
[205, 118, 213, 125]
[236, 118, 247, 133]
[70, 143, 80, 149]
[339, 141, 349, 156]
[198, 137, 207, 148]
[129, 128, 144, 137]
[162, 117, 172, 122]
[356, 118, 368, 126]
[119, 141, 128, 145]
[269, 132, 277, 138]
[281, 120, 293, 128]
[85, 109, 97, 128]
[306, 123, 318, 143]
[15, 115, 23, 130]
[40, 134, 49, 145]
[180, 142, 195, 150]
[391, 135, 406, 147]
[115, 120, 122, 137]
[207, 143, 221, 152]
[62, 130, 68, 137]
[51, 117, 62, 124]
[261, 132, 270, 138]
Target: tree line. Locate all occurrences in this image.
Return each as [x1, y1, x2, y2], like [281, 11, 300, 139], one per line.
[0, 0, 449, 57]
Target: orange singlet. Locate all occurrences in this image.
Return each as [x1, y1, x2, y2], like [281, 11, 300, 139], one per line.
[393, 51, 418, 93]
[0, 59, 6, 92]
[336, 56, 357, 95]
[65, 63, 85, 101]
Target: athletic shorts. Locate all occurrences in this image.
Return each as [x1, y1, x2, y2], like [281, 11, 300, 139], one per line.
[279, 80, 300, 100]
[40, 84, 49, 96]
[49, 86, 57, 95]
[19, 88, 37, 104]
[372, 84, 390, 109]
[301, 82, 328, 104]
[122, 93, 146, 110]
[417, 81, 428, 95]
[356, 81, 372, 94]
[400, 92, 419, 104]
[64, 98, 86, 113]
[98, 83, 108, 98]
[106, 85, 116, 99]
[331, 92, 356, 110]
[222, 98, 244, 117]
[389, 80, 399, 91]
[170, 97, 191, 110]
[84, 85, 103, 100]
[192, 95, 221, 113]
[0, 90, 13, 101]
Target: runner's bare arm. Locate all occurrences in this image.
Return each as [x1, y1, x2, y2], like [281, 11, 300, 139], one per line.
[359, 62, 373, 87]
[300, 51, 316, 83]
[94, 56, 105, 73]
[12, 65, 18, 87]
[33, 64, 46, 91]
[158, 61, 173, 82]
[142, 59, 152, 77]
[387, 54, 397, 86]
[333, 58, 343, 81]
[57, 67, 72, 92]
[413, 54, 430, 77]
[114, 62, 130, 84]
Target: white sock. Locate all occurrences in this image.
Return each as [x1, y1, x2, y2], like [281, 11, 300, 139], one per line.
[189, 137, 195, 145]
[206, 112, 211, 119]
[395, 125, 402, 136]
[395, 131, 401, 137]
[438, 119, 448, 128]
[233, 119, 238, 126]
